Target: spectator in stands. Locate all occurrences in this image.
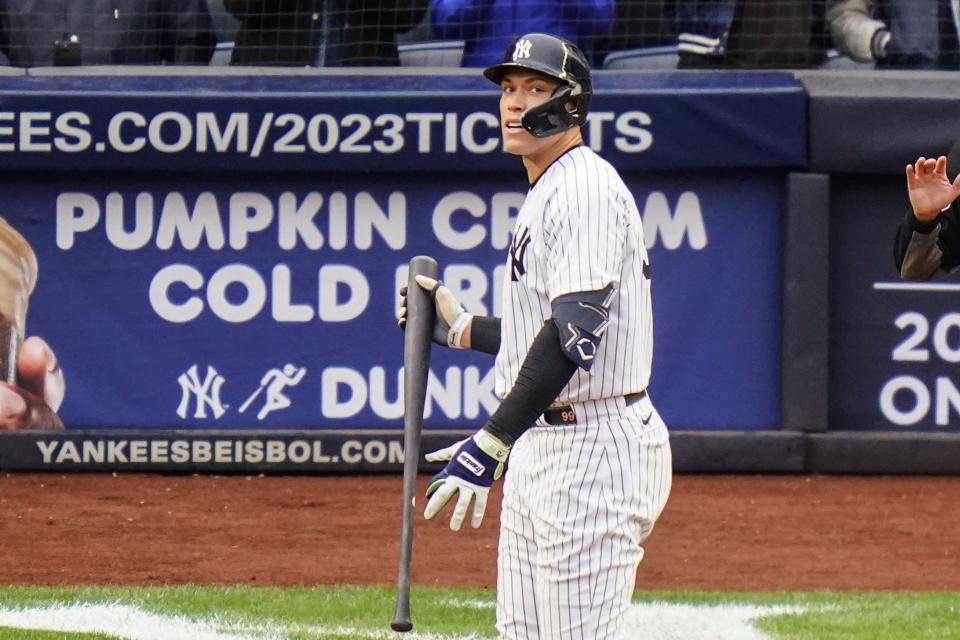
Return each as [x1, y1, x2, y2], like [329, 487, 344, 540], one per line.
[592, 0, 676, 68]
[593, 0, 677, 66]
[430, 0, 615, 67]
[827, 0, 960, 68]
[0, 0, 215, 66]
[667, 0, 828, 68]
[224, 0, 428, 66]
[894, 139, 960, 281]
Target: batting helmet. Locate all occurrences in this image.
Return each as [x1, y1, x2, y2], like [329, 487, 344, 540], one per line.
[483, 32, 592, 138]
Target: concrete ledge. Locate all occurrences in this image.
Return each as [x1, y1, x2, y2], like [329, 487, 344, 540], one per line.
[794, 69, 960, 98]
[675, 430, 960, 474]
[669, 430, 807, 473]
[796, 69, 960, 174]
[7, 429, 960, 474]
[808, 431, 960, 474]
[23, 64, 480, 77]
[0, 428, 810, 474]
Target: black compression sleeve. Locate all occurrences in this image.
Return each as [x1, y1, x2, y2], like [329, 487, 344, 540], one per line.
[470, 314, 502, 355]
[482, 319, 578, 446]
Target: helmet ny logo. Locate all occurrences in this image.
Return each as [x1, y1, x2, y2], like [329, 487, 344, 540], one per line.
[512, 39, 532, 60]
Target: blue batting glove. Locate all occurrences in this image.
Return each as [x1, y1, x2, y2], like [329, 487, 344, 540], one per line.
[424, 431, 510, 530]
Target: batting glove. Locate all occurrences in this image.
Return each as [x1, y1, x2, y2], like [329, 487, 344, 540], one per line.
[398, 275, 472, 349]
[424, 431, 510, 530]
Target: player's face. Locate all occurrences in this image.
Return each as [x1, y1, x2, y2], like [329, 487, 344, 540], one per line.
[498, 71, 562, 156]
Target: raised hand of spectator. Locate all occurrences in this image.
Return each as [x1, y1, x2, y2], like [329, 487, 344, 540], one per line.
[906, 155, 960, 224]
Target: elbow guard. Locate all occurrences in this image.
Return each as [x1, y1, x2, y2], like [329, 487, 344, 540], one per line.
[551, 285, 615, 371]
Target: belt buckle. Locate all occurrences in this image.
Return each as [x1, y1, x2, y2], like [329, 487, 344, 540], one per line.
[543, 404, 576, 425]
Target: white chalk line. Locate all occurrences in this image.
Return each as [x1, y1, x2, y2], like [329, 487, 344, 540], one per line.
[0, 600, 808, 640]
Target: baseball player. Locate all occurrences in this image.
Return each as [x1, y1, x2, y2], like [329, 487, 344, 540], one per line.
[895, 137, 960, 280]
[400, 32, 671, 638]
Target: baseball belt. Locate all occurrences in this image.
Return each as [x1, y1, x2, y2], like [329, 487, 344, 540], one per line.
[541, 390, 647, 426]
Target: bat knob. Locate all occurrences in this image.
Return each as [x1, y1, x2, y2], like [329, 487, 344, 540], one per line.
[391, 620, 413, 632]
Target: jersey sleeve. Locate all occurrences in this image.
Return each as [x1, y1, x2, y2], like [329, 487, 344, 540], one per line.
[543, 153, 626, 299]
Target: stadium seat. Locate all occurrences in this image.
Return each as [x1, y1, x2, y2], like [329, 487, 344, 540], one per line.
[397, 40, 465, 67]
[602, 45, 679, 70]
[209, 40, 234, 66]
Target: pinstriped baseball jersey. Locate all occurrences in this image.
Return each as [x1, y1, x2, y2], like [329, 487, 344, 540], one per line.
[492, 142, 671, 637]
[498, 396, 671, 638]
[495, 144, 652, 402]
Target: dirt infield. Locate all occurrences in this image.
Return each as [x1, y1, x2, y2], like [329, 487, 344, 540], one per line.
[1, 472, 959, 591]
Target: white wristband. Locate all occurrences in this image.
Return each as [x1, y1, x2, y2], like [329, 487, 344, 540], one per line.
[473, 430, 511, 461]
[447, 312, 473, 349]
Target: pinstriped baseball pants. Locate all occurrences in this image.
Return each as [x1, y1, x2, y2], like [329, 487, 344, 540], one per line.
[496, 395, 672, 639]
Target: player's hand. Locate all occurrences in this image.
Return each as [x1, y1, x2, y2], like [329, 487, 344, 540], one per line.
[398, 275, 472, 349]
[906, 155, 960, 223]
[424, 431, 510, 530]
[0, 337, 64, 430]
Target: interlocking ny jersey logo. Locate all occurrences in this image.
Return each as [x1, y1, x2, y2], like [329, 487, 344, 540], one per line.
[513, 38, 532, 60]
[509, 226, 531, 281]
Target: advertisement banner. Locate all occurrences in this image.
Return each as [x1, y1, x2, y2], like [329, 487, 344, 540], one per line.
[0, 169, 782, 438]
[831, 175, 960, 431]
[0, 72, 805, 172]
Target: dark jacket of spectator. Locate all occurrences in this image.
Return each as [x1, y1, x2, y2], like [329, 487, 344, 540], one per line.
[224, 0, 428, 66]
[828, 0, 960, 68]
[667, 0, 828, 68]
[430, 0, 614, 67]
[592, 0, 675, 66]
[0, 0, 215, 66]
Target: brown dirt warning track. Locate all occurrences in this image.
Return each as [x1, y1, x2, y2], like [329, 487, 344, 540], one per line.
[1, 472, 958, 591]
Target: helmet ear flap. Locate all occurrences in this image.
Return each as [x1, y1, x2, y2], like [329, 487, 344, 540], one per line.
[562, 83, 588, 118]
[520, 85, 586, 138]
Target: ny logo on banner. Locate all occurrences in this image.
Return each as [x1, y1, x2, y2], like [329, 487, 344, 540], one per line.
[177, 364, 227, 419]
[513, 39, 532, 60]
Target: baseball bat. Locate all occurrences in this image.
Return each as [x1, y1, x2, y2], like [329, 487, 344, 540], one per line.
[391, 255, 438, 633]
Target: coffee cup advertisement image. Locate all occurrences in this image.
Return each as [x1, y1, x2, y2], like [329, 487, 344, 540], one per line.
[0, 216, 63, 431]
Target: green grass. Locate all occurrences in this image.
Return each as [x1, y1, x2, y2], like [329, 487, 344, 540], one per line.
[750, 591, 960, 640]
[638, 591, 960, 640]
[0, 585, 958, 639]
